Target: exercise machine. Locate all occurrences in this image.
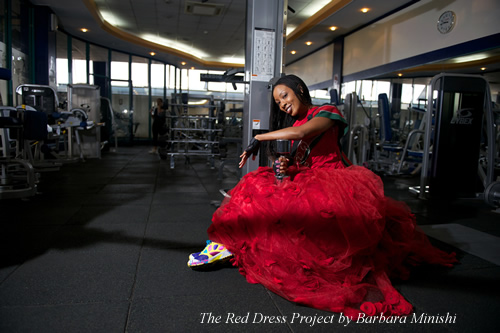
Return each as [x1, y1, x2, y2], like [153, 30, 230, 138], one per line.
[0, 106, 38, 199]
[410, 73, 496, 201]
[343, 92, 369, 166]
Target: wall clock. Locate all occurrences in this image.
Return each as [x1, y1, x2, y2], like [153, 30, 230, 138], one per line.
[437, 11, 456, 34]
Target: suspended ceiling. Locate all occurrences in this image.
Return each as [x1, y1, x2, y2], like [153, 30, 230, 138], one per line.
[28, 0, 500, 85]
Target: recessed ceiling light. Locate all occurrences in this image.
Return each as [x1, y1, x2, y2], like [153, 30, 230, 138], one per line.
[361, 8, 370, 13]
[481, 67, 487, 71]
[150, 52, 156, 56]
[398, 73, 403, 77]
[329, 26, 337, 31]
[305, 41, 312, 46]
[80, 28, 88, 33]
[191, 67, 195, 70]
[291, 50, 296, 55]
[181, 61, 186, 66]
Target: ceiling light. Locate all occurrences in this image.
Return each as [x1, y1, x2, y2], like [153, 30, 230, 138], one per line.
[100, 10, 128, 27]
[451, 53, 489, 63]
[301, 0, 331, 16]
[191, 67, 195, 70]
[80, 28, 88, 33]
[291, 50, 296, 55]
[481, 67, 487, 71]
[150, 52, 156, 56]
[181, 62, 186, 66]
[361, 8, 370, 13]
[185, 1, 224, 16]
[286, 25, 297, 36]
[398, 73, 403, 77]
[219, 56, 244, 64]
[142, 34, 209, 59]
[306, 41, 312, 46]
[329, 26, 337, 31]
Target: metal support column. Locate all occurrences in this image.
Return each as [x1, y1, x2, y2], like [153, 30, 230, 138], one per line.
[241, 0, 287, 176]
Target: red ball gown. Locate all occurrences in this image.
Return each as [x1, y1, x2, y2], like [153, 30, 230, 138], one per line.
[208, 105, 457, 317]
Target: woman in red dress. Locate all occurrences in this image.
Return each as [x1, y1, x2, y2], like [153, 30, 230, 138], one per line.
[188, 75, 457, 318]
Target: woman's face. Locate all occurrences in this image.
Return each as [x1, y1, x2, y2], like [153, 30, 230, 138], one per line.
[273, 84, 306, 118]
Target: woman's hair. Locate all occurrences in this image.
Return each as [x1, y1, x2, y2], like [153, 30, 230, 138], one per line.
[267, 74, 312, 158]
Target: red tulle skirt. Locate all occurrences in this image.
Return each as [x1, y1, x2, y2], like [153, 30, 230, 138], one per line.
[208, 165, 457, 317]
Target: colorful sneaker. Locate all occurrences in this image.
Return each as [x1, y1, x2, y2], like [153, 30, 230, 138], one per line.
[188, 240, 211, 261]
[187, 241, 233, 269]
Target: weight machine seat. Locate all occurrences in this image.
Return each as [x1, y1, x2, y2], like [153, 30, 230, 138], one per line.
[378, 93, 403, 153]
[0, 108, 21, 158]
[379, 143, 403, 152]
[378, 93, 395, 143]
[10, 109, 61, 171]
[0, 116, 22, 128]
[23, 111, 49, 141]
[0, 111, 37, 200]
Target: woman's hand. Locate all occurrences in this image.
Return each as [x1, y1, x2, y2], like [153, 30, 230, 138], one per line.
[239, 151, 250, 168]
[275, 156, 290, 176]
[239, 138, 260, 168]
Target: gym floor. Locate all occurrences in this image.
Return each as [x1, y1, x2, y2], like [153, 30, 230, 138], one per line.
[0, 146, 499, 332]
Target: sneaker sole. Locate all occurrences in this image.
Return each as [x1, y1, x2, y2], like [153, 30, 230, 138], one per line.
[187, 254, 234, 271]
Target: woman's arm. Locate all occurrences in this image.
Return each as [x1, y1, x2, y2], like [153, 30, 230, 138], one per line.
[239, 116, 335, 168]
[255, 116, 334, 142]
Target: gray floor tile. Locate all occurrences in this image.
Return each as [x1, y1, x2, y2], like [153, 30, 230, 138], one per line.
[66, 205, 150, 226]
[154, 182, 208, 193]
[0, 239, 141, 306]
[400, 265, 500, 332]
[0, 146, 498, 333]
[127, 292, 289, 333]
[100, 183, 156, 193]
[151, 192, 211, 205]
[83, 192, 154, 206]
[0, 301, 129, 333]
[148, 203, 215, 224]
[133, 248, 256, 299]
[144, 222, 211, 249]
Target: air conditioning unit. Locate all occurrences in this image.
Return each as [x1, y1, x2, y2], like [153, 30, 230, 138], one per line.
[185, 1, 225, 16]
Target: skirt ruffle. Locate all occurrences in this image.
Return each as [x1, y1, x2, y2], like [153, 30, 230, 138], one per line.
[208, 165, 457, 317]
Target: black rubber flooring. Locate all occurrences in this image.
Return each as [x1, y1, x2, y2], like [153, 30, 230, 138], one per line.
[1, 146, 499, 332]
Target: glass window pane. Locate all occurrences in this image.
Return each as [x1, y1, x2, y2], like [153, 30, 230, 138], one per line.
[187, 69, 206, 91]
[89, 43, 108, 85]
[11, 0, 29, 54]
[207, 70, 225, 92]
[110, 51, 131, 139]
[180, 68, 188, 91]
[373, 80, 390, 99]
[0, 0, 5, 44]
[341, 81, 356, 101]
[56, 31, 68, 90]
[168, 65, 176, 90]
[72, 38, 88, 84]
[131, 56, 149, 139]
[111, 51, 129, 86]
[401, 81, 413, 105]
[151, 61, 165, 89]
